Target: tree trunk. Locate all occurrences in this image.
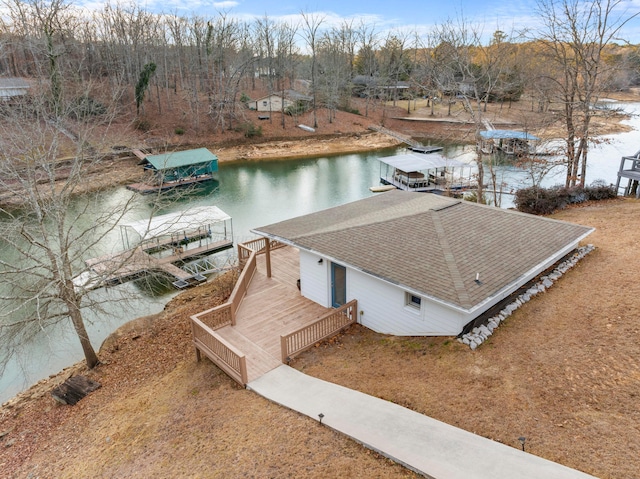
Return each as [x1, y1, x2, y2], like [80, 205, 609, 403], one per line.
[67, 297, 99, 368]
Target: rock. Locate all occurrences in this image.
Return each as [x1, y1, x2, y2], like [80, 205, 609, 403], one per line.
[470, 341, 478, 350]
[543, 278, 554, 288]
[537, 284, 546, 293]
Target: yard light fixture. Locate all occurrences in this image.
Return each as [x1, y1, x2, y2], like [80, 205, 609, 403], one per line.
[318, 258, 323, 264]
[318, 413, 324, 425]
[518, 436, 526, 451]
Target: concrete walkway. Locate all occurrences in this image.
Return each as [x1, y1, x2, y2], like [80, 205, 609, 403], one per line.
[248, 365, 597, 479]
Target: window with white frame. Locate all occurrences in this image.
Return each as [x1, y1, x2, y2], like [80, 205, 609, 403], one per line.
[405, 292, 422, 310]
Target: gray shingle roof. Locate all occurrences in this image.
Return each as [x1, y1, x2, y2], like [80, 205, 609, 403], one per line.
[254, 191, 594, 311]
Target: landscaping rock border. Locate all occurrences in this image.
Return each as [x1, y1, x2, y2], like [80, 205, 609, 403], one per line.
[458, 244, 595, 350]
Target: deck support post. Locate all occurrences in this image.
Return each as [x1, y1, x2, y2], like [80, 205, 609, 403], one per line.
[265, 237, 272, 278]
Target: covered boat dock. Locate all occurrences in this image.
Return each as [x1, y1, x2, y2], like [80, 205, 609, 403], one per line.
[76, 206, 233, 291]
[478, 130, 540, 155]
[377, 152, 472, 192]
[127, 148, 219, 194]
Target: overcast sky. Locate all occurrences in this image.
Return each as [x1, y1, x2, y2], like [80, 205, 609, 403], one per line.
[91, 0, 639, 43]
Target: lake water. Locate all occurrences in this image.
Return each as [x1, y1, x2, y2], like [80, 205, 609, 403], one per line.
[1, 103, 638, 403]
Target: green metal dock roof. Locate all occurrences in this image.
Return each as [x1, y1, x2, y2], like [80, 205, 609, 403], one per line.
[145, 148, 218, 171]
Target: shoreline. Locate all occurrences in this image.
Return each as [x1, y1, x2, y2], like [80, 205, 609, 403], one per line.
[1, 100, 638, 407]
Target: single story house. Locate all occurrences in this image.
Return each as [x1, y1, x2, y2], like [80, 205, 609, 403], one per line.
[253, 190, 593, 336]
[140, 147, 218, 184]
[0, 77, 30, 100]
[248, 90, 313, 112]
[352, 75, 411, 99]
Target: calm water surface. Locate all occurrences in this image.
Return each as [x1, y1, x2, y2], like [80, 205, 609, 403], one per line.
[2, 102, 638, 402]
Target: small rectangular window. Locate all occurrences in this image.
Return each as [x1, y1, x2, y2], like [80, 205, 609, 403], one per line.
[262, 100, 268, 106]
[405, 292, 421, 309]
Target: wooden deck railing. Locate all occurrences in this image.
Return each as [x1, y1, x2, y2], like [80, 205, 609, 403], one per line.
[240, 237, 286, 256]
[190, 246, 259, 385]
[280, 300, 358, 362]
[192, 248, 257, 328]
[191, 318, 248, 385]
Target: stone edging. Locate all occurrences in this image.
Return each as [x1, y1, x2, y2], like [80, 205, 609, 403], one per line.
[458, 244, 595, 350]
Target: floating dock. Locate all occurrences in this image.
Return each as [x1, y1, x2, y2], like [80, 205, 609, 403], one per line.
[408, 145, 444, 154]
[126, 175, 215, 194]
[368, 125, 442, 153]
[75, 206, 233, 291]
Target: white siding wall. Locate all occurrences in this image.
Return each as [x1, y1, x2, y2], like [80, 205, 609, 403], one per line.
[254, 96, 292, 112]
[348, 269, 465, 336]
[295, 240, 583, 336]
[299, 250, 330, 308]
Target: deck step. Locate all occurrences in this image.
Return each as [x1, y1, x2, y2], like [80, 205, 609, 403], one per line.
[216, 326, 281, 382]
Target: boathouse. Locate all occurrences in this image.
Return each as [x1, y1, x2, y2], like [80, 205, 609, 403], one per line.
[252, 190, 593, 336]
[142, 147, 218, 182]
[478, 130, 540, 155]
[377, 152, 472, 192]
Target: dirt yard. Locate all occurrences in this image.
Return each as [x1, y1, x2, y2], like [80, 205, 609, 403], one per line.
[1, 197, 639, 478]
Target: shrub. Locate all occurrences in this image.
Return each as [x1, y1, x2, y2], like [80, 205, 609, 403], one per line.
[514, 186, 557, 215]
[237, 122, 262, 138]
[339, 105, 361, 115]
[585, 179, 617, 200]
[70, 95, 107, 119]
[174, 127, 185, 135]
[133, 118, 151, 132]
[515, 181, 616, 215]
[463, 191, 492, 205]
[285, 100, 308, 116]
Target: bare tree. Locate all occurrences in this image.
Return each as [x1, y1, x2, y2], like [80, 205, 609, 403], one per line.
[300, 11, 325, 129]
[535, 0, 639, 187]
[0, 85, 144, 371]
[353, 22, 380, 117]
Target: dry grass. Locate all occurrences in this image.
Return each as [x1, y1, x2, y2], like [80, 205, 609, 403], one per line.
[2, 198, 638, 478]
[1, 88, 640, 477]
[292, 198, 640, 479]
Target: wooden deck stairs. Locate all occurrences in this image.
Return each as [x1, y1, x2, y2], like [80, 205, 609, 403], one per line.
[190, 242, 358, 385]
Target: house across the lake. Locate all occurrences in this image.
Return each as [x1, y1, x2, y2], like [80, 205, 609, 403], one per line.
[248, 90, 313, 112]
[252, 190, 593, 336]
[0, 77, 30, 101]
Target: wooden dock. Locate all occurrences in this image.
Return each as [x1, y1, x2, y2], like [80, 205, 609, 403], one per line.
[126, 175, 215, 194]
[369, 125, 443, 153]
[80, 238, 233, 290]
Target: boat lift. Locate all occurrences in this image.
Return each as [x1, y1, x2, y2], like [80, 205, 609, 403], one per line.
[75, 206, 234, 291]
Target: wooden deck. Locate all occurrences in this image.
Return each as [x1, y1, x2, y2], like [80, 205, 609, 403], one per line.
[81, 238, 233, 289]
[215, 246, 331, 382]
